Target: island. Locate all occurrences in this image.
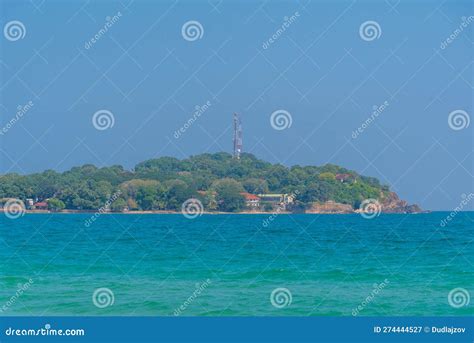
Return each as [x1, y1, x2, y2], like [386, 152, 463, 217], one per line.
[0, 152, 422, 214]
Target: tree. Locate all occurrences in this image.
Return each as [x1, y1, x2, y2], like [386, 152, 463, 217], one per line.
[47, 198, 65, 211]
[136, 185, 158, 210]
[120, 179, 163, 210]
[127, 198, 139, 211]
[319, 172, 336, 181]
[164, 180, 194, 210]
[243, 178, 269, 194]
[211, 178, 245, 212]
[300, 182, 330, 203]
[0, 152, 393, 212]
[30, 170, 61, 199]
[110, 198, 127, 212]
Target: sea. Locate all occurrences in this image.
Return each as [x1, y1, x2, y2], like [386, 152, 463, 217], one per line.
[0, 212, 472, 316]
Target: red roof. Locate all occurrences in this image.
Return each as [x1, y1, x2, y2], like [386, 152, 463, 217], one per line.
[336, 173, 352, 180]
[240, 192, 260, 201]
[34, 202, 48, 207]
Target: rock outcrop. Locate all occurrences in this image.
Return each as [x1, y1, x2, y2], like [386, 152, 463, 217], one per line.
[305, 192, 423, 214]
[379, 192, 423, 213]
[306, 201, 354, 214]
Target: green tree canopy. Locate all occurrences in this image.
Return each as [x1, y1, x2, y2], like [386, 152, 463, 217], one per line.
[211, 178, 245, 212]
[47, 198, 65, 211]
[0, 152, 391, 212]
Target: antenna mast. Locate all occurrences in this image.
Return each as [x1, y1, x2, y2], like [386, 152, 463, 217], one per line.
[233, 113, 242, 159]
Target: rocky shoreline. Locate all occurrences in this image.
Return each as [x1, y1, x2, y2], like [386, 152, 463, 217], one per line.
[2, 192, 424, 215]
[307, 192, 423, 214]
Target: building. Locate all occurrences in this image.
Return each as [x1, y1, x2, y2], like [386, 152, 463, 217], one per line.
[335, 173, 355, 183]
[33, 201, 48, 210]
[257, 193, 295, 209]
[26, 198, 34, 209]
[240, 192, 260, 208]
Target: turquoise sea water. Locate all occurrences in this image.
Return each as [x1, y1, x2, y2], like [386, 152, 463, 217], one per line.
[0, 213, 472, 316]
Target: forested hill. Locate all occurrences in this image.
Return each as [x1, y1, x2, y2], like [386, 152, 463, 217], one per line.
[0, 152, 410, 212]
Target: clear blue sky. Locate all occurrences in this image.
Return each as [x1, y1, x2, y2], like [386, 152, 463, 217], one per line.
[0, 0, 472, 211]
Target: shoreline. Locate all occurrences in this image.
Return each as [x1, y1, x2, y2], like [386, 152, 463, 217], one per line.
[1, 210, 433, 215]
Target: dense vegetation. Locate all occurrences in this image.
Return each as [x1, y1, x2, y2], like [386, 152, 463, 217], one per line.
[0, 152, 390, 212]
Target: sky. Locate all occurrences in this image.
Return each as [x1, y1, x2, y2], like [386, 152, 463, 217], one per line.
[0, 0, 472, 211]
